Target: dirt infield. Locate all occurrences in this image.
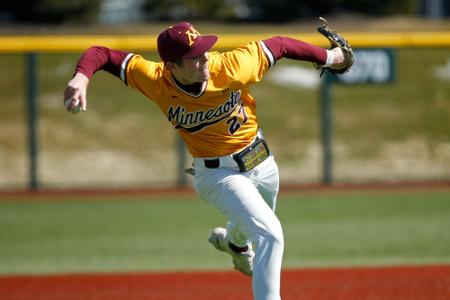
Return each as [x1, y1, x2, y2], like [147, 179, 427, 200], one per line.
[1, 180, 449, 200]
[1, 265, 449, 300]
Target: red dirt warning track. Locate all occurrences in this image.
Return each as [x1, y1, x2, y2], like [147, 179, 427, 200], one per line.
[1, 265, 449, 300]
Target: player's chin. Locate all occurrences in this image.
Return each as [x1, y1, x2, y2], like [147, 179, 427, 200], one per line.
[195, 71, 210, 82]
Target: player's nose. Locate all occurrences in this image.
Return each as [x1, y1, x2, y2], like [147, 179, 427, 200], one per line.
[199, 52, 209, 63]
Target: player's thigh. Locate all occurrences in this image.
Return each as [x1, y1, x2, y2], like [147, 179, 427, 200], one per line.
[194, 168, 281, 239]
[254, 156, 279, 211]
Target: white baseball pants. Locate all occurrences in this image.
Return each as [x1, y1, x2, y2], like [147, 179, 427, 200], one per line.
[193, 153, 283, 300]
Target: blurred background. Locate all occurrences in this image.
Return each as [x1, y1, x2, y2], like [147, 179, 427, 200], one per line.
[1, 0, 449, 24]
[0, 0, 449, 190]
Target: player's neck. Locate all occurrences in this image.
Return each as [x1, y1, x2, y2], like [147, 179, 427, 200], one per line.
[172, 75, 206, 96]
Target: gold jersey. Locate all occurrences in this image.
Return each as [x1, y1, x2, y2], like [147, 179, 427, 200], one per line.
[123, 41, 274, 157]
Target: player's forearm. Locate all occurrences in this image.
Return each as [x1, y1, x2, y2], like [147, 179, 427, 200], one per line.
[75, 46, 129, 79]
[263, 36, 328, 65]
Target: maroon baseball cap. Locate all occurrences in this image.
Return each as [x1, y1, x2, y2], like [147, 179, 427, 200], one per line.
[157, 22, 218, 63]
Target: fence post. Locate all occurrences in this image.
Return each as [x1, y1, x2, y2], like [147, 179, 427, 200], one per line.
[319, 73, 333, 184]
[26, 52, 39, 190]
[176, 135, 187, 187]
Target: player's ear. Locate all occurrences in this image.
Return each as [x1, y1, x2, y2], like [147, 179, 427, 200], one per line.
[166, 61, 177, 72]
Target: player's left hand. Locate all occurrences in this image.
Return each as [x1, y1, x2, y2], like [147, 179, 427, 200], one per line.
[330, 47, 345, 66]
[315, 17, 354, 75]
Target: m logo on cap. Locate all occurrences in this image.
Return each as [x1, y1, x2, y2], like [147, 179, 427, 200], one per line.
[186, 27, 200, 46]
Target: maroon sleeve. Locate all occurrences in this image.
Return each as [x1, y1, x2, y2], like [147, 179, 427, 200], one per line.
[75, 46, 129, 79]
[263, 36, 327, 65]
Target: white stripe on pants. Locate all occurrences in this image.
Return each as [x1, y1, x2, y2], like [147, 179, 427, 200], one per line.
[193, 155, 283, 300]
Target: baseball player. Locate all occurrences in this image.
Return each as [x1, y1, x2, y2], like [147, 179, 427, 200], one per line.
[63, 22, 349, 300]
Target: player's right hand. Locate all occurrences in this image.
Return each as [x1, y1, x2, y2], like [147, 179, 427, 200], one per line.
[63, 72, 89, 112]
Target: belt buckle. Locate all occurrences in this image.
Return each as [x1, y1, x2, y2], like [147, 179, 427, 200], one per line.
[233, 139, 269, 172]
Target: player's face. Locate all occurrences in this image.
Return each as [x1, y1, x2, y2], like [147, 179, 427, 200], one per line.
[171, 52, 210, 84]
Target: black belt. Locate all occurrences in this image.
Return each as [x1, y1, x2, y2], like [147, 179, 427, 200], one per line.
[204, 158, 220, 168]
[204, 138, 270, 172]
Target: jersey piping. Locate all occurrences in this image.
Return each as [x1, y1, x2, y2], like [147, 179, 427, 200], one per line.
[120, 53, 135, 84]
[259, 41, 275, 68]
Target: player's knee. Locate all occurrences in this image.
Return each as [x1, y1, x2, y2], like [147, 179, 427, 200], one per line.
[262, 218, 284, 248]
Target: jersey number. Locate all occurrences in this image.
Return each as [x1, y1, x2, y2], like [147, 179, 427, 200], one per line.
[226, 105, 248, 135]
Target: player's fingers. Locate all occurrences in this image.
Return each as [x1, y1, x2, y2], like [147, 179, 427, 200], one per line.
[63, 87, 80, 111]
[64, 90, 81, 113]
[79, 92, 87, 112]
[63, 86, 75, 100]
[63, 87, 75, 111]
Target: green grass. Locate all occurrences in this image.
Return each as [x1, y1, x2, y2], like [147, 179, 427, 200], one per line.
[1, 190, 449, 275]
[280, 191, 450, 267]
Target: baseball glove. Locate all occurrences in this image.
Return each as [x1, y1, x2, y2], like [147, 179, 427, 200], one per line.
[316, 17, 354, 75]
